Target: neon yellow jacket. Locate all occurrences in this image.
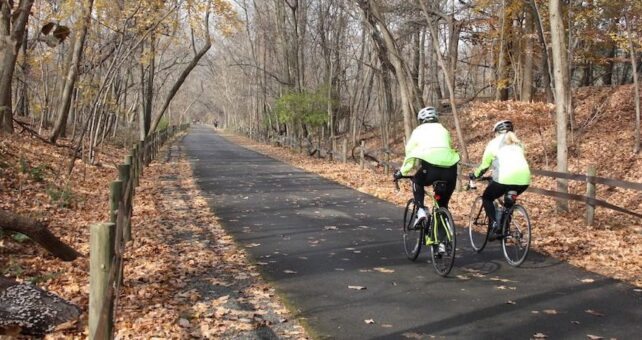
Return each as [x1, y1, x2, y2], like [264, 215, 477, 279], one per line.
[400, 123, 460, 175]
[474, 134, 531, 185]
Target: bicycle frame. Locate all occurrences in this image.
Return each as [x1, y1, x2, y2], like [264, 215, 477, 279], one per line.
[395, 176, 453, 245]
[466, 176, 531, 265]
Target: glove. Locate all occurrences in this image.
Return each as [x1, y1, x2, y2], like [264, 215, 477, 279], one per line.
[468, 172, 477, 180]
[393, 169, 403, 180]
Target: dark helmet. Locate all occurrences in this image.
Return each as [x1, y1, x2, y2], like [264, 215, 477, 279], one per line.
[493, 120, 513, 133]
[417, 106, 438, 123]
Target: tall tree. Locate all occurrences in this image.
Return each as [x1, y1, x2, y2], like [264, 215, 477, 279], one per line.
[356, 0, 423, 140]
[49, 0, 94, 143]
[624, 8, 641, 153]
[418, 0, 469, 162]
[0, 0, 34, 133]
[550, 0, 569, 211]
[149, 8, 214, 135]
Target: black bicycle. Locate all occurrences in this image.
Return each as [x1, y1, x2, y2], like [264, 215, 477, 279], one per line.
[395, 176, 456, 276]
[466, 176, 531, 266]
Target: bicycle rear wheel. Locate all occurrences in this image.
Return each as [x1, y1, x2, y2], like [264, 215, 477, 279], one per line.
[403, 198, 422, 261]
[501, 204, 531, 266]
[431, 207, 456, 276]
[468, 196, 489, 253]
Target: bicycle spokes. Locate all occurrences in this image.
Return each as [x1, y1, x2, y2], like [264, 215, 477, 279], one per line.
[431, 208, 456, 276]
[403, 199, 422, 261]
[501, 205, 531, 267]
[468, 196, 489, 253]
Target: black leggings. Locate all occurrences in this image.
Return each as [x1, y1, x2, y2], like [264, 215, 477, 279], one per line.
[482, 181, 529, 224]
[413, 161, 458, 209]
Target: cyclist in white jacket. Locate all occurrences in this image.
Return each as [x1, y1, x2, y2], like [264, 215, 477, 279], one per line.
[471, 120, 531, 240]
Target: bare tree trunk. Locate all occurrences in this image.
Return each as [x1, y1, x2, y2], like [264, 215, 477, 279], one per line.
[625, 12, 641, 153]
[522, 8, 534, 102]
[49, 0, 94, 143]
[550, 0, 569, 212]
[530, 0, 554, 103]
[149, 11, 212, 135]
[16, 27, 29, 117]
[140, 33, 155, 140]
[0, 210, 80, 261]
[419, 1, 469, 162]
[495, 0, 509, 101]
[0, 0, 34, 134]
[357, 0, 423, 140]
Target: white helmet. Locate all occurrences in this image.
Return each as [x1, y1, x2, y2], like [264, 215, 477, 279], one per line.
[493, 120, 514, 133]
[417, 106, 438, 123]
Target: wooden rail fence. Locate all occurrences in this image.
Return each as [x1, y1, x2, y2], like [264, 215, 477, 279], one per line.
[459, 162, 642, 223]
[266, 135, 641, 224]
[89, 124, 189, 340]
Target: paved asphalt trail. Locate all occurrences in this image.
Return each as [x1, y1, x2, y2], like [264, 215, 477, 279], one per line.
[183, 127, 642, 339]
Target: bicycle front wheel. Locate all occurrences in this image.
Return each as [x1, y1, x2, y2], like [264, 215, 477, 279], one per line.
[403, 199, 422, 261]
[501, 204, 531, 266]
[468, 196, 489, 253]
[431, 207, 456, 276]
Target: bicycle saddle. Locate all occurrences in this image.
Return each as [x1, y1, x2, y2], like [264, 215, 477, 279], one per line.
[432, 181, 448, 194]
[504, 190, 519, 207]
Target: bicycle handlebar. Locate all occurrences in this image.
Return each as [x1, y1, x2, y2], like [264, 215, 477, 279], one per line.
[466, 176, 493, 191]
[393, 176, 414, 191]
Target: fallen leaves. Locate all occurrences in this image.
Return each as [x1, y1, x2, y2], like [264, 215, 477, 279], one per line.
[178, 318, 190, 328]
[373, 267, 395, 274]
[109, 154, 308, 338]
[585, 309, 605, 317]
[364, 319, 375, 324]
[348, 285, 367, 290]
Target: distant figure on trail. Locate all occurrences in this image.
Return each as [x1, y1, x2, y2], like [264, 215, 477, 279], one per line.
[393, 106, 460, 226]
[470, 120, 531, 240]
[214, 120, 219, 128]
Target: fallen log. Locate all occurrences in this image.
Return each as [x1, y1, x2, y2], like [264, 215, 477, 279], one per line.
[0, 277, 81, 336]
[0, 211, 80, 261]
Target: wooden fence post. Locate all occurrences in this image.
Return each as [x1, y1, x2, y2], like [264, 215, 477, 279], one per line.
[360, 140, 365, 169]
[586, 165, 597, 225]
[342, 138, 347, 163]
[331, 138, 336, 161]
[118, 164, 132, 242]
[384, 150, 390, 175]
[109, 181, 122, 224]
[132, 146, 139, 187]
[137, 141, 144, 178]
[125, 155, 134, 198]
[89, 222, 115, 340]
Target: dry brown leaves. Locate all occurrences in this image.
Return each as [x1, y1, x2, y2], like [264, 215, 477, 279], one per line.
[1, 132, 307, 338]
[113, 153, 307, 339]
[220, 85, 642, 288]
[1, 131, 119, 331]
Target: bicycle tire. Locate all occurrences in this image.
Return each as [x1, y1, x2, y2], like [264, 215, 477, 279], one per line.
[403, 198, 422, 261]
[468, 196, 489, 253]
[501, 204, 531, 266]
[430, 207, 456, 276]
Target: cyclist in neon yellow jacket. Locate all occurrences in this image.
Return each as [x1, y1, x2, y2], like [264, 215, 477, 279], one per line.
[471, 120, 531, 240]
[393, 107, 460, 226]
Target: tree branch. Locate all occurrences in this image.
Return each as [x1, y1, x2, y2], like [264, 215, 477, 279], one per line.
[0, 210, 81, 261]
